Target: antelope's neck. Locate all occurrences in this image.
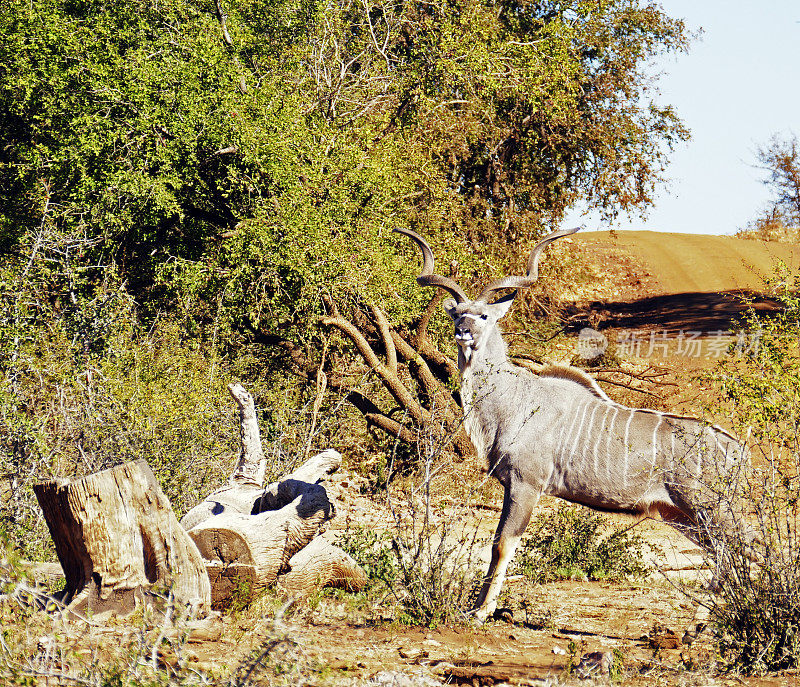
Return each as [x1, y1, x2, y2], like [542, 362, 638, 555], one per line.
[458, 331, 513, 460]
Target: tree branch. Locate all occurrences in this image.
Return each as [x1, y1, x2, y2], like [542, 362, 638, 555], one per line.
[215, 0, 234, 47]
[369, 304, 397, 374]
[321, 314, 431, 426]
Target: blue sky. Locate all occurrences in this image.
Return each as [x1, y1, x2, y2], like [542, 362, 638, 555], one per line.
[567, 0, 800, 235]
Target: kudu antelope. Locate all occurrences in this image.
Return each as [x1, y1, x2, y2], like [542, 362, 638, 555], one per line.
[394, 226, 749, 627]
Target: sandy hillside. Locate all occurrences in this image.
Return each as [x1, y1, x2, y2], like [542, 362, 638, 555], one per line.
[574, 230, 800, 294]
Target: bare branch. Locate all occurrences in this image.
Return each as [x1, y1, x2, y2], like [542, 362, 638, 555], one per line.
[369, 304, 397, 374]
[321, 314, 431, 426]
[215, 0, 234, 46]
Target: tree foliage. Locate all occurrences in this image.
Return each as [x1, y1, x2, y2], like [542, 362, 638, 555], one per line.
[0, 0, 691, 551]
[1, 0, 690, 329]
[739, 132, 800, 241]
[758, 134, 800, 223]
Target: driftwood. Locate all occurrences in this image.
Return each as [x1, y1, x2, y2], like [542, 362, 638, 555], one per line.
[187, 478, 336, 598]
[32, 382, 366, 616]
[33, 460, 210, 617]
[279, 537, 368, 593]
[182, 383, 367, 607]
[180, 383, 267, 531]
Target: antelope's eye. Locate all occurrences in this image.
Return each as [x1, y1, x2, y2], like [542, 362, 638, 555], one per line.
[480, 314, 488, 320]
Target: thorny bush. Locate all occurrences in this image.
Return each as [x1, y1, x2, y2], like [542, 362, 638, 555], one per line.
[700, 270, 800, 673]
[510, 504, 652, 584]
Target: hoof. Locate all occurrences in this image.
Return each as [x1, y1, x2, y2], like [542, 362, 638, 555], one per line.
[468, 607, 491, 625]
[681, 623, 705, 645]
[492, 607, 514, 624]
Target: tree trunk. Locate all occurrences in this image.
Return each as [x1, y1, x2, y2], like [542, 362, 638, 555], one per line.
[187, 481, 335, 587]
[180, 395, 362, 606]
[255, 448, 341, 512]
[33, 460, 210, 617]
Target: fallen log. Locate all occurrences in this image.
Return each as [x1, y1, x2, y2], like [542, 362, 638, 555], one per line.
[187, 452, 369, 606]
[255, 448, 342, 512]
[33, 460, 210, 617]
[279, 537, 368, 594]
[181, 384, 365, 606]
[187, 480, 335, 591]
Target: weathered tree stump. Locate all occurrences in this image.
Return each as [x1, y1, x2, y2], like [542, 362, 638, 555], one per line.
[33, 460, 210, 616]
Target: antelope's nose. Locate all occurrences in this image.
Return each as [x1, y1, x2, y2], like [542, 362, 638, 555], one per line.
[455, 327, 473, 345]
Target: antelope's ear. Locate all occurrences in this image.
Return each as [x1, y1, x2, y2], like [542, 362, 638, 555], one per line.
[443, 298, 459, 319]
[489, 293, 515, 320]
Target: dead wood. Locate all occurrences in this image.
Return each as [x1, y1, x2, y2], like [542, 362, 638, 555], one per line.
[279, 537, 368, 595]
[255, 448, 341, 512]
[182, 391, 350, 607]
[180, 383, 268, 531]
[188, 481, 335, 581]
[229, 382, 267, 485]
[187, 471, 337, 607]
[248, 299, 473, 459]
[322, 303, 473, 459]
[33, 460, 210, 617]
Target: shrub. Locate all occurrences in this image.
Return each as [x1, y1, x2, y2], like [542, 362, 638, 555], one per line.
[338, 497, 486, 627]
[337, 438, 488, 627]
[334, 526, 397, 591]
[386, 513, 485, 627]
[698, 271, 800, 673]
[510, 504, 651, 584]
[0, 318, 240, 557]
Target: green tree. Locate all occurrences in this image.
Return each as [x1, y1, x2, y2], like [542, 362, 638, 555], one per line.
[0, 0, 692, 517]
[739, 132, 800, 241]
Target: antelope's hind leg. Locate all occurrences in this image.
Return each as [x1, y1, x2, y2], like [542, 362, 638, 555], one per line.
[471, 481, 541, 623]
[655, 503, 716, 644]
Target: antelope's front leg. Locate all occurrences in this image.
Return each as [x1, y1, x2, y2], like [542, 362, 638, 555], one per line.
[472, 481, 540, 623]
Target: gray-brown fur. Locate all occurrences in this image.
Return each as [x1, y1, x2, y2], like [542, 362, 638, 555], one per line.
[394, 227, 749, 624]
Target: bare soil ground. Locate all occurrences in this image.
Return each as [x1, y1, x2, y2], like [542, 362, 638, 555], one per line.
[18, 232, 800, 685]
[567, 230, 800, 333]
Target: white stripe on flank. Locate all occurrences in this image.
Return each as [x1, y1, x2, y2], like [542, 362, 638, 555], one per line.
[593, 405, 608, 474]
[670, 427, 676, 462]
[606, 407, 619, 481]
[707, 425, 729, 459]
[554, 413, 568, 453]
[569, 402, 590, 465]
[651, 415, 663, 467]
[706, 425, 730, 470]
[564, 404, 582, 462]
[622, 410, 635, 488]
[584, 403, 599, 472]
